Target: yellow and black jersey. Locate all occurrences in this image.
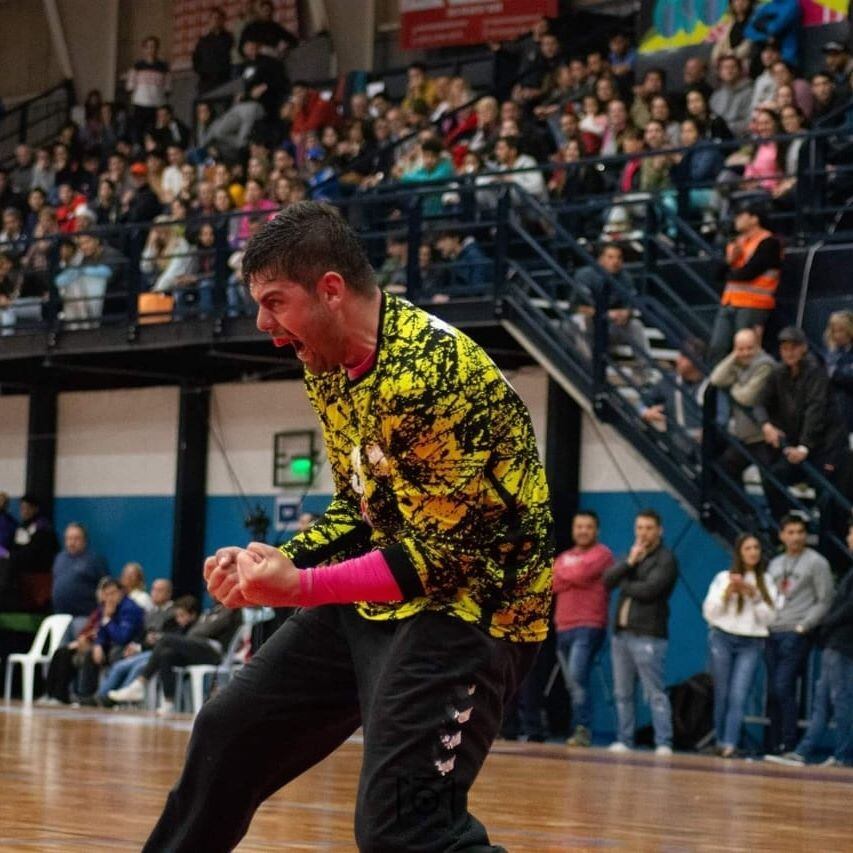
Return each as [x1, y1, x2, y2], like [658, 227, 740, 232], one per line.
[279, 293, 554, 642]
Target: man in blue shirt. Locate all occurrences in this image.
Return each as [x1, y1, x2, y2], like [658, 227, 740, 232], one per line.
[51, 523, 107, 636]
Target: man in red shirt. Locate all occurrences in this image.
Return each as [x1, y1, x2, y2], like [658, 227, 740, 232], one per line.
[553, 510, 614, 747]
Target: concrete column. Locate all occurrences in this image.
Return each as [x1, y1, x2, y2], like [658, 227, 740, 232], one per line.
[324, 0, 375, 75]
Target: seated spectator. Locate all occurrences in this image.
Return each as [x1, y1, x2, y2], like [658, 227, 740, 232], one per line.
[710, 0, 757, 69]
[762, 514, 834, 755]
[639, 120, 675, 192]
[710, 328, 776, 482]
[108, 601, 242, 715]
[141, 216, 193, 296]
[304, 147, 341, 202]
[94, 178, 120, 227]
[55, 183, 88, 233]
[120, 162, 162, 224]
[669, 117, 724, 217]
[822, 40, 853, 88]
[290, 81, 339, 144]
[161, 144, 187, 203]
[0, 207, 27, 260]
[572, 244, 652, 370]
[51, 522, 107, 637]
[767, 520, 853, 767]
[640, 340, 710, 456]
[42, 576, 144, 704]
[30, 147, 56, 196]
[742, 108, 785, 196]
[824, 310, 853, 436]
[398, 136, 456, 215]
[175, 222, 220, 316]
[710, 55, 754, 137]
[233, 178, 276, 246]
[0, 251, 21, 335]
[513, 32, 563, 107]
[227, 215, 264, 315]
[604, 508, 677, 754]
[553, 510, 614, 748]
[649, 95, 680, 146]
[433, 229, 492, 297]
[121, 561, 153, 611]
[613, 128, 645, 193]
[375, 232, 408, 294]
[418, 241, 445, 299]
[484, 135, 546, 202]
[703, 533, 777, 757]
[55, 231, 127, 327]
[770, 60, 812, 117]
[402, 62, 440, 113]
[630, 68, 667, 130]
[51, 142, 77, 191]
[770, 105, 808, 205]
[600, 99, 632, 157]
[811, 72, 847, 126]
[9, 145, 33, 195]
[750, 40, 784, 113]
[754, 328, 849, 521]
[685, 88, 733, 140]
[708, 201, 781, 364]
[550, 137, 605, 200]
[579, 95, 607, 151]
[95, 580, 178, 707]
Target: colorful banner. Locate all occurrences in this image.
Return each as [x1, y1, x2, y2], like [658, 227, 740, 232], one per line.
[171, 0, 298, 71]
[640, 0, 849, 54]
[400, 0, 558, 51]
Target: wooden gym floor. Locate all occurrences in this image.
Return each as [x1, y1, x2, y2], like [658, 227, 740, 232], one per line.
[1, 702, 851, 851]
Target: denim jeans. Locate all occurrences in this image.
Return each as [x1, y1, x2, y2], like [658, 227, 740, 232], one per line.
[611, 631, 673, 748]
[557, 627, 606, 729]
[765, 631, 812, 752]
[796, 648, 853, 764]
[708, 628, 764, 749]
[708, 305, 770, 366]
[98, 651, 152, 697]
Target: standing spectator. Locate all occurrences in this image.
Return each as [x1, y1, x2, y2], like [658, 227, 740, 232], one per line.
[9, 494, 59, 610]
[608, 32, 637, 94]
[703, 533, 777, 757]
[604, 509, 677, 754]
[192, 6, 234, 95]
[120, 162, 162, 224]
[0, 492, 16, 553]
[51, 522, 107, 635]
[767, 521, 853, 766]
[710, 328, 776, 483]
[823, 310, 853, 435]
[710, 55, 755, 137]
[573, 244, 652, 369]
[125, 36, 171, 143]
[754, 327, 848, 521]
[708, 201, 781, 365]
[553, 510, 614, 748]
[711, 0, 757, 69]
[239, 0, 298, 59]
[763, 514, 834, 754]
[151, 105, 191, 151]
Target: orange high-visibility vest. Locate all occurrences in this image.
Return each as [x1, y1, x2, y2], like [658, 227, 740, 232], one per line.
[721, 227, 779, 310]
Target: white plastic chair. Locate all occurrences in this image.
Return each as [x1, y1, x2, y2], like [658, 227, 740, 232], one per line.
[4, 614, 73, 704]
[173, 623, 252, 715]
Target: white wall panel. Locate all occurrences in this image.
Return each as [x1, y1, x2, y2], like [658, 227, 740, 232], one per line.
[580, 412, 666, 493]
[505, 366, 548, 458]
[207, 382, 335, 495]
[56, 388, 178, 496]
[0, 396, 30, 496]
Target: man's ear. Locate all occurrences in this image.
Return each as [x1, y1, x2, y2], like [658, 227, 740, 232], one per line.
[316, 271, 346, 307]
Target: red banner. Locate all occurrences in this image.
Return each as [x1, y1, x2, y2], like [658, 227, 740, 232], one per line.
[400, 0, 558, 51]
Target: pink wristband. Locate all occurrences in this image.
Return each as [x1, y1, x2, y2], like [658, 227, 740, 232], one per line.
[296, 550, 403, 606]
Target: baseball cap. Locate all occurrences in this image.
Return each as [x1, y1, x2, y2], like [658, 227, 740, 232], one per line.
[735, 198, 767, 219]
[777, 326, 807, 344]
[129, 162, 148, 177]
[822, 41, 847, 53]
[306, 146, 326, 161]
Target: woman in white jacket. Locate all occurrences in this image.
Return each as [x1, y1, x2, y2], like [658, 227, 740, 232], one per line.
[703, 534, 777, 757]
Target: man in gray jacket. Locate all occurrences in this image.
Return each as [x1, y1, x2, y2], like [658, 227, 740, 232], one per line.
[710, 55, 754, 137]
[604, 508, 678, 755]
[710, 328, 776, 483]
[765, 514, 834, 754]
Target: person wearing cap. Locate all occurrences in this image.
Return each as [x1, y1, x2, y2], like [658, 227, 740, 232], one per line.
[822, 41, 853, 89]
[753, 326, 848, 521]
[120, 162, 162, 225]
[708, 201, 781, 365]
[810, 71, 847, 126]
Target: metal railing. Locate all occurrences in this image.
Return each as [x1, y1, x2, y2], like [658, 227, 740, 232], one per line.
[0, 80, 75, 167]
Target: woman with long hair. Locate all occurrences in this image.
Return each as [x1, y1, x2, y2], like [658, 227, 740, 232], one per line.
[823, 310, 853, 434]
[710, 0, 757, 69]
[742, 108, 787, 195]
[703, 533, 777, 757]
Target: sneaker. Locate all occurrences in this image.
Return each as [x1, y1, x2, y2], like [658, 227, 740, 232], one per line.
[764, 751, 806, 766]
[655, 745, 673, 757]
[156, 699, 175, 716]
[566, 725, 592, 748]
[35, 696, 62, 707]
[819, 756, 840, 767]
[608, 741, 631, 753]
[108, 680, 146, 704]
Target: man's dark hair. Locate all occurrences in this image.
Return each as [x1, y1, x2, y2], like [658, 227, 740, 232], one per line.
[597, 242, 623, 257]
[435, 228, 462, 243]
[420, 136, 444, 156]
[20, 493, 40, 507]
[779, 513, 808, 531]
[498, 135, 520, 152]
[173, 594, 199, 615]
[574, 509, 600, 526]
[636, 508, 662, 526]
[644, 67, 667, 85]
[810, 71, 833, 84]
[242, 201, 376, 295]
[408, 62, 427, 74]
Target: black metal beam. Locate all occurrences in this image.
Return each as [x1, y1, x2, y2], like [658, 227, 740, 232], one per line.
[171, 386, 210, 600]
[25, 386, 58, 519]
[545, 377, 581, 553]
